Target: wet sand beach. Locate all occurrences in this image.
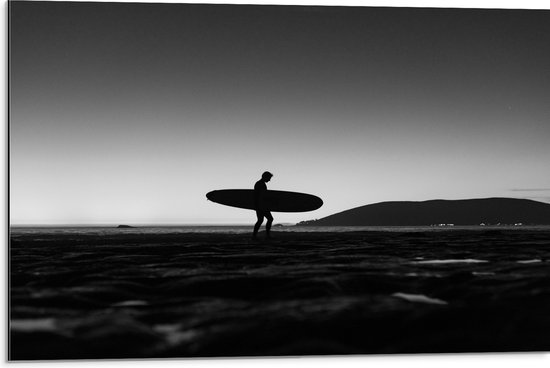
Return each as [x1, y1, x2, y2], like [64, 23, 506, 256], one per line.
[9, 228, 550, 360]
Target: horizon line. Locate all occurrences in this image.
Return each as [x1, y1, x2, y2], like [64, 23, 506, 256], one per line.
[9, 223, 297, 227]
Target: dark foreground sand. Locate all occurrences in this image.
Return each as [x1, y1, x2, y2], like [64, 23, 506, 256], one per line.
[9, 229, 550, 360]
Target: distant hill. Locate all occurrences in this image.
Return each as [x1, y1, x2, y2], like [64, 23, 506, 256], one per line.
[298, 198, 550, 226]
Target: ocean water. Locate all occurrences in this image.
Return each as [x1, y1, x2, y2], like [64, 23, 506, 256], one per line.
[10, 224, 550, 237]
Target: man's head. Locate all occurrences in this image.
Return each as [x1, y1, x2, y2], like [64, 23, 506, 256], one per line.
[261, 171, 273, 182]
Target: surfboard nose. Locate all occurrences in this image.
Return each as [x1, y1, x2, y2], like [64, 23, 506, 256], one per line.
[206, 190, 219, 201]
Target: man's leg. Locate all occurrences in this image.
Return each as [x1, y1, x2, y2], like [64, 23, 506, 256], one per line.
[253, 211, 264, 238]
[265, 211, 273, 238]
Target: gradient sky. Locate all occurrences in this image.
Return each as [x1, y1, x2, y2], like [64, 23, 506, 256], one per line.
[10, 1, 550, 225]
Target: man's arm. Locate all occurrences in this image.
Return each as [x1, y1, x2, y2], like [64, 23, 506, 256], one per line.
[254, 182, 267, 210]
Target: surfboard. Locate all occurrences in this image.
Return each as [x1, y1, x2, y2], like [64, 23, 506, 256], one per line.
[206, 189, 323, 213]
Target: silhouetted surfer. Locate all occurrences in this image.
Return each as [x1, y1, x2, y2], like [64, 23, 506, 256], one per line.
[253, 171, 273, 239]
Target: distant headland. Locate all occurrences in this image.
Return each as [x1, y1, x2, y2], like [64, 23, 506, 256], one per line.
[298, 198, 550, 226]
